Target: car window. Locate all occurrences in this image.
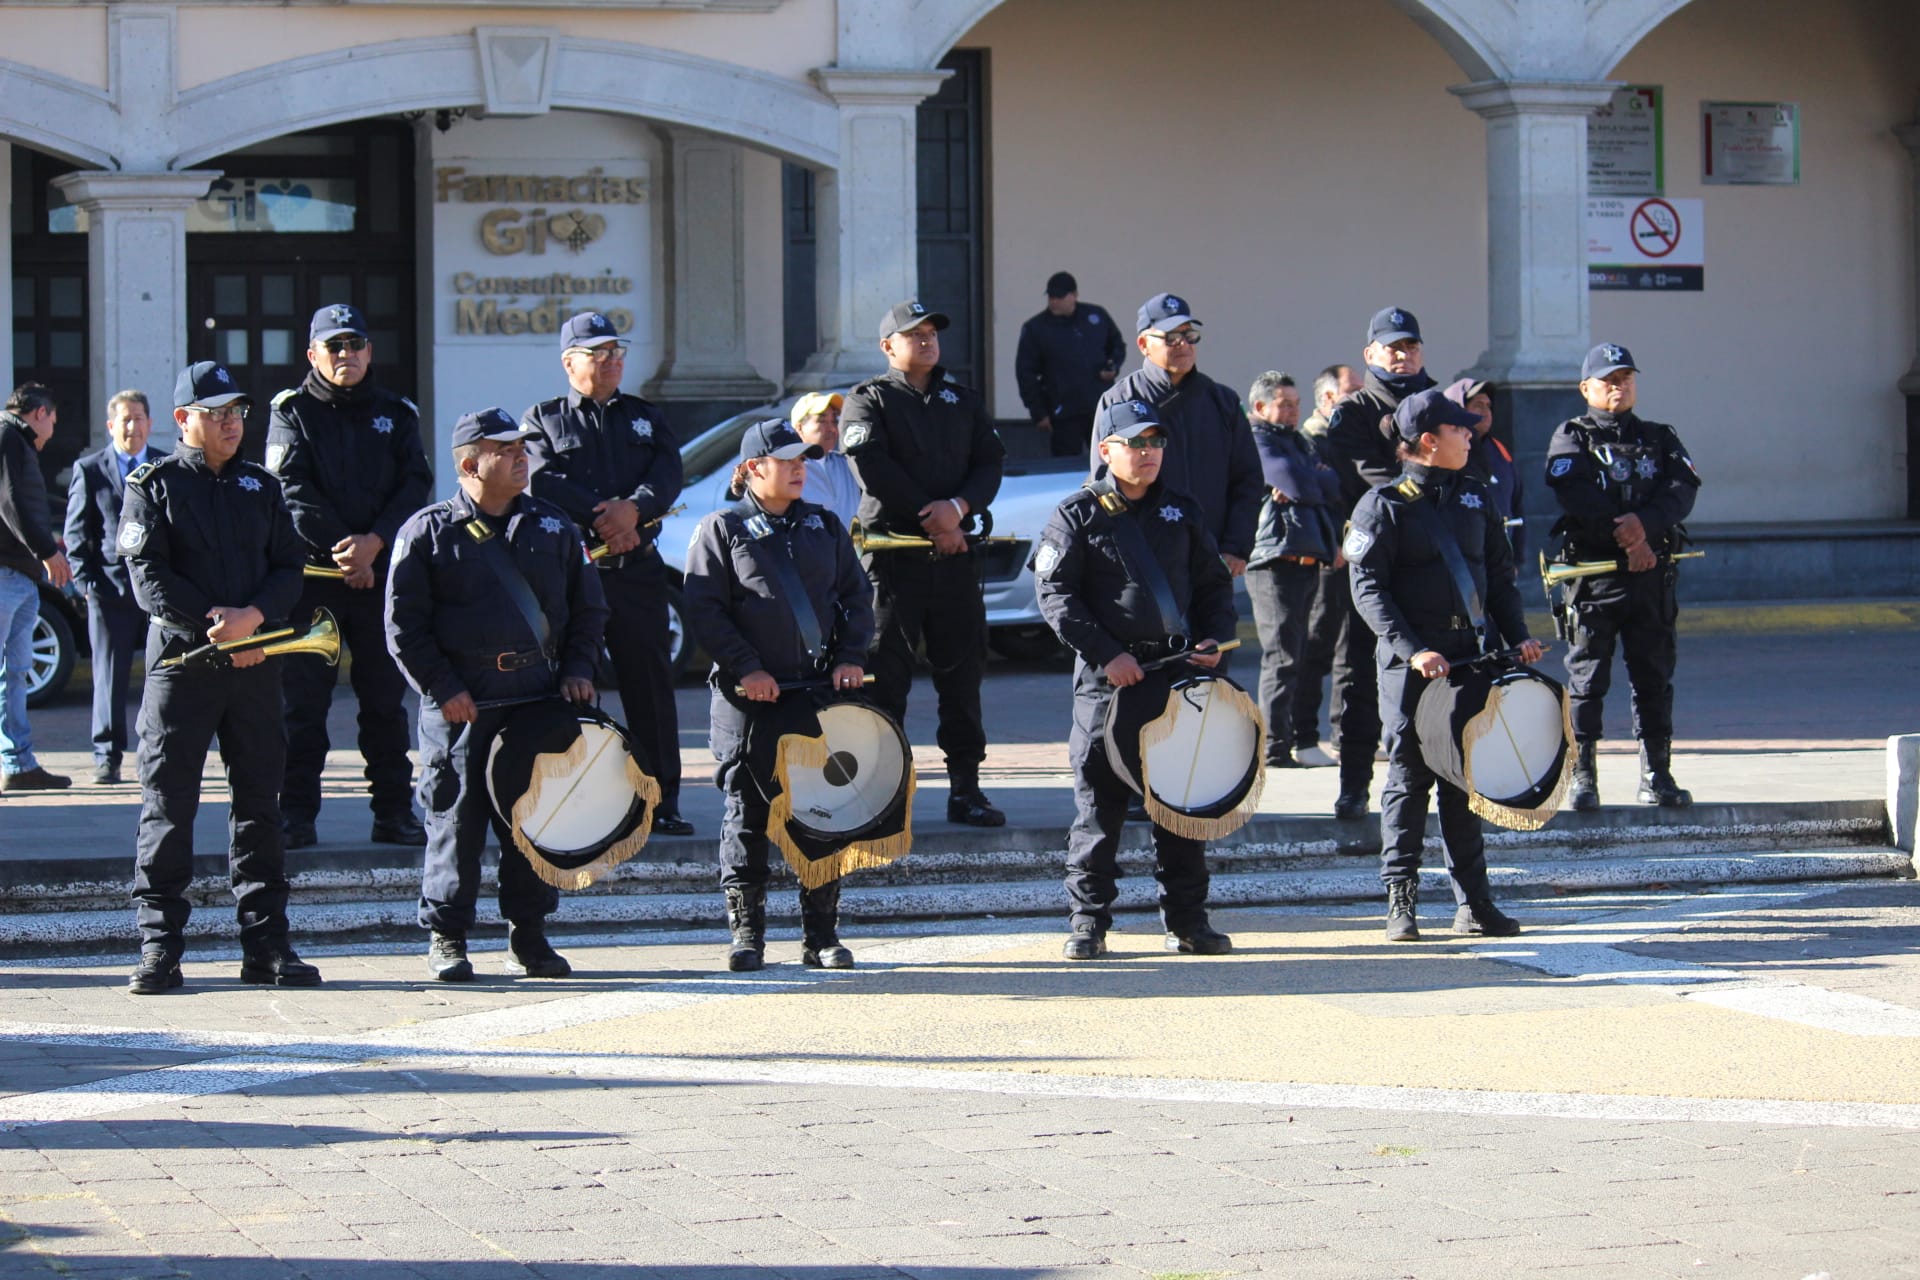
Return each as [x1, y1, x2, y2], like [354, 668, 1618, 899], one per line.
[680, 412, 761, 486]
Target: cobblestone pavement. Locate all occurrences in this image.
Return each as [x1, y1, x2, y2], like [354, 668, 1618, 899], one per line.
[3, 881, 1918, 1279]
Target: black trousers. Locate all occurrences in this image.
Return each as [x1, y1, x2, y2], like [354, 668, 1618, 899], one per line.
[132, 650, 292, 957]
[86, 589, 144, 766]
[867, 550, 988, 779]
[415, 703, 559, 935]
[281, 577, 414, 823]
[600, 556, 683, 812]
[1291, 564, 1340, 749]
[1564, 570, 1678, 743]
[1047, 412, 1095, 458]
[1064, 665, 1210, 935]
[1332, 580, 1383, 793]
[1376, 639, 1493, 906]
[707, 690, 770, 889]
[1244, 559, 1318, 764]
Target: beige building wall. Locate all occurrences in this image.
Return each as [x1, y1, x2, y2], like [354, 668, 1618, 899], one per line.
[2, 6, 108, 90]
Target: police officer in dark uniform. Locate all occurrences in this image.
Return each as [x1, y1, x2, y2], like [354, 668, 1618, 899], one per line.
[1034, 400, 1238, 960]
[1347, 388, 1544, 943]
[1014, 271, 1126, 458]
[269, 304, 433, 850]
[1546, 343, 1701, 811]
[385, 409, 609, 982]
[684, 421, 875, 972]
[1322, 306, 1439, 820]
[523, 311, 692, 835]
[121, 362, 320, 994]
[841, 300, 1007, 827]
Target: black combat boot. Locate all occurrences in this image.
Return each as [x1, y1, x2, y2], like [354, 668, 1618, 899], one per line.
[1385, 880, 1420, 942]
[505, 921, 572, 978]
[1568, 740, 1600, 812]
[1636, 739, 1692, 807]
[799, 881, 854, 969]
[1453, 899, 1522, 937]
[239, 936, 322, 987]
[724, 883, 767, 972]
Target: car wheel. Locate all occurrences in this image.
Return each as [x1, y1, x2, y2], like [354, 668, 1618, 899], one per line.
[25, 603, 77, 708]
[989, 624, 1064, 662]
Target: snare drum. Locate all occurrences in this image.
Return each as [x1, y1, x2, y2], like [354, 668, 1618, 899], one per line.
[486, 701, 660, 888]
[1414, 663, 1572, 830]
[1103, 670, 1265, 840]
[762, 701, 916, 887]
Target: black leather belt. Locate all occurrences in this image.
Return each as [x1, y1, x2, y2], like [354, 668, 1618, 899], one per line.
[462, 648, 553, 672]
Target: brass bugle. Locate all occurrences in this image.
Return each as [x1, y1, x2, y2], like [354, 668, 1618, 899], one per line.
[850, 521, 1024, 553]
[1540, 549, 1704, 589]
[160, 608, 342, 670]
[303, 564, 346, 580]
[588, 504, 687, 561]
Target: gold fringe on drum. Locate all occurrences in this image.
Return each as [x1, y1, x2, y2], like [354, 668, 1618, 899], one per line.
[1136, 677, 1266, 842]
[767, 729, 917, 888]
[1457, 681, 1575, 831]
[508, 732, 662, 889]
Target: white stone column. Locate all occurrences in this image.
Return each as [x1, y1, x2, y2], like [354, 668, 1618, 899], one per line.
[645, 128, 778, 403]
[52, 172, 220, 444]
[790, 68, 951, 392]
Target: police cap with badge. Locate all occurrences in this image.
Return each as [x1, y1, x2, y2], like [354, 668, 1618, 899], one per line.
[311, 303, 369, 344]
[878, 300, 949, 340]
[1368, 306, 1422, 346]
[1136, 292, 1199, 335]
[174, 361, 251, 412]
[560, 310, 630, 352]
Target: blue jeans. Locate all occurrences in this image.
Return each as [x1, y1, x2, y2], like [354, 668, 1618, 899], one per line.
[0, 566, 40, 773]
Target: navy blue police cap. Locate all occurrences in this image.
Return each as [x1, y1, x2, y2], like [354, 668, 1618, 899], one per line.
[1368, 306, 1422, 346]
[1393, 386, 1481, 442]
[559, 311, 629, 352]
[173, 361, 249, 410]
[1098, 399, 1163, 441]
[310, 303, 368, 342]
[738, 419, 825, 464]
[451, 407, 539, 450]
[1136, 292, 1199, 335]
[878, 299, 949, 340]
[1582, 342, 1639, 381]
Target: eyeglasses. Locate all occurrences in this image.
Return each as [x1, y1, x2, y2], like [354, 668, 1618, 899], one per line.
[321, 337, 368, 356]
[889, 329, 940, 345]
[186, 404, 248, 423]
[1145, 329, 1201, 348]
[566, 346, 627, 364]
[1112, 435, 1167, 450]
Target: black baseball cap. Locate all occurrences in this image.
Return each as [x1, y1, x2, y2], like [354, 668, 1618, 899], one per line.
[451, 407, 539, 449]
[878, 300, 949, 340]
[738, 420, 824, 463]
[310, 303, 369, 342]
[1045, 271, 1078, 298]
[559, 311, 629, 351]
[1098, 399, 1163, 440]
[173, 362, 249, 410]
[1368, 306, 1422, 346]
[1393, 386, 1480, 442]
[1582, 343, 1639, 380]
[1137, 292, 1199, 334]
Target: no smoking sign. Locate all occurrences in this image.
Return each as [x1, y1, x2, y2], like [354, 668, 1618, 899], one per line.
[1587, 196, 1704, 290]
[1630, 198, 1681, 258]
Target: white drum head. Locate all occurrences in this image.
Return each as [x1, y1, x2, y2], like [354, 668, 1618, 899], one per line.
[1466, 675, 1565, 804]
[786, 703, 909, 836]
[1142, 680, 1261, 812]
[511, 721, 638, 855]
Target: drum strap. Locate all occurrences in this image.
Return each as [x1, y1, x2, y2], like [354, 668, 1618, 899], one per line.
[1407, 489, 1488, 652]
[731, 499, 827, 666]
[463, 515, 553, 658]
[1094, 486, 1185, 644]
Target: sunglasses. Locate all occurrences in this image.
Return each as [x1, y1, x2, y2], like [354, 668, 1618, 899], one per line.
[566, 346, 628, 364]
[321, 337, 369, 355]
[1111, 435, 1167, 450]
[1144, 330, 1201, 348]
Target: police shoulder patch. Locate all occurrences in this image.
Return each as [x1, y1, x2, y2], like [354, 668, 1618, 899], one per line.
[118, 520, 147, 553]
[265, 442, 289, 474]
[1342, 527, 1374, 561]
[1549, 457, 1574, 477]
[1034, 542, 1063, 577]
[842, 422, 872, 449]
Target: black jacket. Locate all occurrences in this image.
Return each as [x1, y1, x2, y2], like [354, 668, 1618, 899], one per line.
[266, 373, 433, 570]
[1347, 464, 1529, 664]
[1033, 477, 1237, 670]
[841, 366, 1005, 537]
[0, 413, 57, 579]
[1323, 369, 1436, 516]
[65, 444, 167, 602]
[1093, 363, 1264, 560]
[523, 389, 684, 561]
[384, 489, 609, 707]
[1248, 419, 1341, 568]
[1544, 410, 1699, 559]
[1013, 302, 1125, 423]
[118, 448, 305, 643]
[683, 495, 875, 684]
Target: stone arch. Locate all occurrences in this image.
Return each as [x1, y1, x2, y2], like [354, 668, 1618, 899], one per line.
[169, 34, 841, 171]
[0, 61, 120, 168]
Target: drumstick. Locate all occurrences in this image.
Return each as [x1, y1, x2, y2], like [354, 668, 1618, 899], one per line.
[733, 674, 877, 697]
[1138, 638, 1241, 674]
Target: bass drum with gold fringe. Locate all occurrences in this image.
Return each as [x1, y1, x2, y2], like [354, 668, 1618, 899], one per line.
[1102, 669, 1264, 840]
[485, 701, 660, 889]
[762, 700, 915, 888]
[1413, 661, 1572, 830]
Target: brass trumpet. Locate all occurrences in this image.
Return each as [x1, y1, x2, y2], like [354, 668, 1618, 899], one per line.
[1539, 549, 1704, 589]
[588, 504, 687, 562]
[850, 520, 1023, 554]
[160, 607, 342, 670]
[303, 564, 345, 580]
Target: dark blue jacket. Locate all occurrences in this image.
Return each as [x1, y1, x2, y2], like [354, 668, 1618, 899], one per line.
[1248, 419, 1341, 568]
[266, 373, 433, 570]
[841, 366, 1005, 537]
[65, 443, 167, 603]
[1324, 369, 1436, 516]
[1014, 302, 1126, 423]
[1545, 410, 1699, 560]
[1093, 363, 1264, 560]
[523, 389, 684, 564]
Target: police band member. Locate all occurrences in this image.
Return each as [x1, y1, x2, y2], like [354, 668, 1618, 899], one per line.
[122, 363, 320, 994]
[523, 311, 692, 835]
[1321, 307, 1439, 821]
[1014, 271, 1126, 458]
[269, 304, 433, 850]
[1546, 344, 1700, 811]
[1347, 388, 1544, 942]
[842, 300, 1007, 828]
[385, 409, 609, 982]
[684, 421, 875, 972]
[64, 389, 163, 786]
[1034, 401, 1238, 960]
